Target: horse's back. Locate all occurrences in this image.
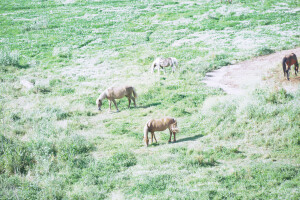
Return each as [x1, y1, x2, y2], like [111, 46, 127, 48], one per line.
[159, 58, 170, 67]
[106, 86, 127, 98]
[147, 117, 176, 132]
[147, 119, 167, 132]
[284, 53, 298, 65]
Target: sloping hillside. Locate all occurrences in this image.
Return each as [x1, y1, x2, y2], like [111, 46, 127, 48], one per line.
[0, 0, 299, 199]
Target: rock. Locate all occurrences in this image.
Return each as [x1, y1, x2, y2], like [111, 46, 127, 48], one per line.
[20, 79, 34, 89]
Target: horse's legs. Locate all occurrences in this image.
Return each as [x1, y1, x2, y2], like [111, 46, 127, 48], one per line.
[109, 100, 112, 111]
[153, 132, 157, 143]
[144, 135, 149, 146]
[131, 96, 136, 107]
[168, 129, 172, 142]
[287, 67, 290, 80]
[173, 132, 176, 142]
[172, 64, 176, 73]
[127, 97, 131, 108]
[112, 99, 119, 112]
[150, 132, 153, 144]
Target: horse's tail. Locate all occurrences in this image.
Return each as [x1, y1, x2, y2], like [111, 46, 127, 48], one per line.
[144, 123, 149, 146]
[294, 54, 299, 68]
[150, 60, 156, 73]
[282, 57, 287, 77]
[132, 87, 138, 98]
[172, 57, 178, 67]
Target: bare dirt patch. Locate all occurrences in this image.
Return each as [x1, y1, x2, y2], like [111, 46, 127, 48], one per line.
[203, 47, 300, 95]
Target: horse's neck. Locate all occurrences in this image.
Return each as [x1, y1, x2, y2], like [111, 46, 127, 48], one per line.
[99, 91, 107, 100]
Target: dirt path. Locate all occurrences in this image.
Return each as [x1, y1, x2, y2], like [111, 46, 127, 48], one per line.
[202, 47, 300, 95]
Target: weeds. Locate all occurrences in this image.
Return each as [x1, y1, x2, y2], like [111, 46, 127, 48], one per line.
[0, 49, 20, 67]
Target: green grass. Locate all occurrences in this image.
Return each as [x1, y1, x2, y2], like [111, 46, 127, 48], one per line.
[0, 0, 299, 199]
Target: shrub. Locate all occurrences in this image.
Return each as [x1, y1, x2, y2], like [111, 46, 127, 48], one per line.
[0, 134, 35, 175]
[57, 134, 94, 161]
[59, 87, 75, 95]
[265, 88, 293, 104]
[0, 174, 40, 199]
[256, 47, 275, 56]
[0, 49, 20, 66]
[53, 47, 72, 59]
[49, 79, 62, 87]
[33, 85, 51, 94]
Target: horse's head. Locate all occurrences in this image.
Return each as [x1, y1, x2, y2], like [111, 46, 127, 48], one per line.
[170, 120, 179, 133]
[96, 98, 102, 111]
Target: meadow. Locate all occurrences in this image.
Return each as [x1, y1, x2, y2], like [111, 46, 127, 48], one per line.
[0, 0, 299, 199]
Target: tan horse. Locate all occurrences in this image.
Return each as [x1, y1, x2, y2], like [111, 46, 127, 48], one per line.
[143, 117, 179, 147]
[151, 57, 178, 74]
[282, 53, 298, 80]
[96, 86, 137, 112]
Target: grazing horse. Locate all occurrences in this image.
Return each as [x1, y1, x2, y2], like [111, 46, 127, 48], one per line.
[151, 57, 178, 74]
[143, 117, 179, 147]
[282, 53, 298, 80]
[96, 86, 137, 112]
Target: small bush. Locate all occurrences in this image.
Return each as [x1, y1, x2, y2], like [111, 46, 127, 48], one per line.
[77, 76, 86, 82]
[49, 79, 62, 87]
[265, 88, 293, 104]
[0, 49, 20, 66]
[11, 113, 21, 121]
[59, 87, 75, 95]
[256, 47, 275, 56]
[0, 174, 40, 199]
[57, 134, 94, 161]
[33, 85, 51, 94]
[110, 152, 137, 168]
[13, 128, 26, 135]
[53, 47, 72, 59]
[56, 110, 72, 120]
[0, 134, 35, 174]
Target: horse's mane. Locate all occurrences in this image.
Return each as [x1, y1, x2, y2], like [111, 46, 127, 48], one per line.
[98, 90, 107, 101]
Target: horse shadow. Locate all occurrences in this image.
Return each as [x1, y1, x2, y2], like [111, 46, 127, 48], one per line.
[176, 134, 204, 143]
[138, 102, 161, 109]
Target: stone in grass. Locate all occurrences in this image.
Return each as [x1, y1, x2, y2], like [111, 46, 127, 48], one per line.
[20, 79, 34, 90]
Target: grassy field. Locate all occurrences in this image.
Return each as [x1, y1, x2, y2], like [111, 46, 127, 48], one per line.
[1, 0, 299, 199]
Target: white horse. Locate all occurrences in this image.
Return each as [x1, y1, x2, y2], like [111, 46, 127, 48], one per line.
[151, 57, 178, 74]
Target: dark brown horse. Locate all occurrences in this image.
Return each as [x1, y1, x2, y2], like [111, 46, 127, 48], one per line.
[282, 53, 298, 80]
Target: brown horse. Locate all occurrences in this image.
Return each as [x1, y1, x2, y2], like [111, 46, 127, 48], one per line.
[282, 53, 298, 80]
[96, 86, 137, 112]
[143, 117, 179, 147]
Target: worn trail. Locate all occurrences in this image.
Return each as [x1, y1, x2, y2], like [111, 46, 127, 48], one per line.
[203, 47, 300, 95]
